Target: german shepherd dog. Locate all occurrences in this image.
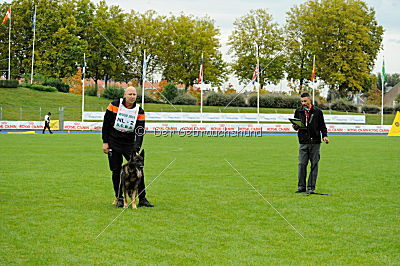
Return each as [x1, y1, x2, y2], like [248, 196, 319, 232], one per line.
[120, 150, 144, 209]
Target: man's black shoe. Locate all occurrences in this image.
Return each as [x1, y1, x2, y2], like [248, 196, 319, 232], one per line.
[116, 198, 124, 208]
[138, 198, 154, 207]
[295, 188, 306, 193]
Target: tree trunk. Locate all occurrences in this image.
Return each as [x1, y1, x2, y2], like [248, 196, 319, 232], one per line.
[105, 74, 109, 89]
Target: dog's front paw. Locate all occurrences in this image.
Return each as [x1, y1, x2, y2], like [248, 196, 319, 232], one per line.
[123, 204, 129, 209]
[132, 204, 137, 209]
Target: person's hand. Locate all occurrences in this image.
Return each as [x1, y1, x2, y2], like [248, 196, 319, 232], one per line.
[292, 124, 300, 131]
[102, 143, 110, 154]
[323, 137, 329, 144]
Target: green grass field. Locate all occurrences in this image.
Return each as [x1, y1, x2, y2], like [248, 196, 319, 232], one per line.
[0, 87, 396, 124]
[1, 133, 399, 264]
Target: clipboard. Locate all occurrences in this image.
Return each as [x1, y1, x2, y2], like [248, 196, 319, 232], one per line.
[289, 118, 306, 128]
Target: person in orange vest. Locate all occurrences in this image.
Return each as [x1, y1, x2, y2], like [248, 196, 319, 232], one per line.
[102, 87, 153, 208]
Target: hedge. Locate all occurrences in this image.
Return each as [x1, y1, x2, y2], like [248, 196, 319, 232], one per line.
[204, 92, 246, 107]
[85, 87, 98, 96]
[0, 79, 19, 88]
[394, 104, 400, 112]
[172, 94, 197, 105]
[103, 86, 124, 99]
[204, 92, 229, 106]
[138, 93, 162, 104]
[226, 94, 247, 107]
[43, 79, 70, 93]
[383, 106, 394, 114]
[249, 94, 300, 109]
[329, 99, 357, 112]
[30, 84, 57, 92]
[362, 105, 380, 114]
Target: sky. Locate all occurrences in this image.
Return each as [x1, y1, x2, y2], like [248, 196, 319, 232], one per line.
[99, 0, 399, 89]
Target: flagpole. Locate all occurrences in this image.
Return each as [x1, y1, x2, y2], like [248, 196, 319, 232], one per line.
[312, 55, 315, 105]
[255, 42, 260, 124]
[30, 5, 36, 84]
[381, 77, 384, 125]
[142, 50, 146, 108]
[200, 52, 204, 123]
[381, 58, 384, 125]
[7, 6, 11, 80]
[82, 53, 86, 123]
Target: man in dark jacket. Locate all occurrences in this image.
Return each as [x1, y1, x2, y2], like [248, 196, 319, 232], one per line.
[102, 86, 153, 208]
[292, 93, 329, 193]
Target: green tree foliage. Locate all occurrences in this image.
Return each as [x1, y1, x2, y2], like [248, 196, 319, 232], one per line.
[161, 14, 227, 87]
[162, 83, 178, 101]
[228, 9, 285, 87]
[0, 0, 38, 77]
[284, 4, 314, 89]
[0, 1, 227, 88]
[376, 73, 400, 91]
[124, 10, 166, 84]
[285, 0, 383, 95]
[87, 1, 127, 87]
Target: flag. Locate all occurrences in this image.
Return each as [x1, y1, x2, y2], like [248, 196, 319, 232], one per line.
[381, 58, 386, 83]
[32, 6, 36, 30]
[251, 66, 259, 84]
[311, 55, 316, 82]
[2, 8, 11, 24]
[198, 53, 204, 84]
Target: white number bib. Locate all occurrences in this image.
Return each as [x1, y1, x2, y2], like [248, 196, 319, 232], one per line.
[113, 98, 140, 132]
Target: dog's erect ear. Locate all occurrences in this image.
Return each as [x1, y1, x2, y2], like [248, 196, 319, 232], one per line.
[139, 149, 144, 159]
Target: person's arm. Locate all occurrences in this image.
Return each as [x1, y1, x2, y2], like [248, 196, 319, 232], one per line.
[319, 110, 329, 143]
[102, 103, 116, 153]
[134, 108, 145, 152]
[293, 109, 300, 131]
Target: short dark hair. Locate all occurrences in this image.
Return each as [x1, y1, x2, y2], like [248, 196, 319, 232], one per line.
[300, 92, 310, 98]
[48, 112, 51, 115]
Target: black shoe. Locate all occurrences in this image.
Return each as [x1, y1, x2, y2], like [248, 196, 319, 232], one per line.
[295, 188, 306, 193]
[138, 198, 154, 207]
[116, 198, 124, 208]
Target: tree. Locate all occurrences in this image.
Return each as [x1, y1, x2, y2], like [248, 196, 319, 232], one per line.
[228, 9, 285, 87]
[377, 73, 400, 91]
[0, 0, 39, 78]
[162, 83, 178, 101]
[86, 1, 127, 88]
[123, 10, 166, 85]
[67, 67, 83, 95]
[284, 4, 315, 89]
[160, 14, 227, 88]
[0, 0, 89, 79]
[285, 0, 383, 96]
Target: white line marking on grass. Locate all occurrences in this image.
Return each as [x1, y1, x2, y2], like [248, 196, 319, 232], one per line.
[224, 158, 305, 239]
[95, 158, 176, 239]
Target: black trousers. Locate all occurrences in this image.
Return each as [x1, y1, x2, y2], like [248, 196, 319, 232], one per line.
[107, 148, 146, 200]
[42, 122, 52, 134]
[298, 143, 320, 190]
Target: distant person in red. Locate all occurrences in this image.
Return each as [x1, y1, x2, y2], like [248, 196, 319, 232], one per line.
[292, 93, 329, 194]
[42, 112, 53, 134]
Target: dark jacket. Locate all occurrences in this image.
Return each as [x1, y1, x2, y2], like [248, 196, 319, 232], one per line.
[102, 99, 145, 152]
[294, 105, 328, 144]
